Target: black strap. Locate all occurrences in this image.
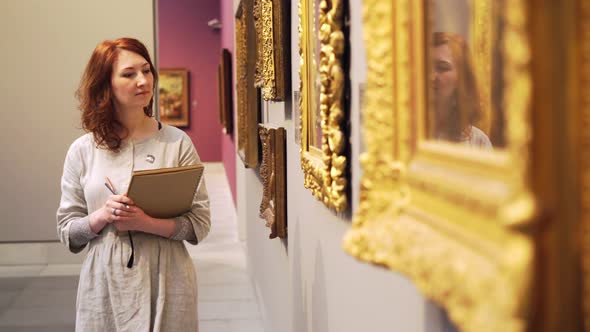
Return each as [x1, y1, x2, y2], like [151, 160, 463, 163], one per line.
[126, 231, 135, 268]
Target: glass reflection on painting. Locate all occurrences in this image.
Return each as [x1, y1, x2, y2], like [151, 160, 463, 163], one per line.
[426, 0, 505, 149]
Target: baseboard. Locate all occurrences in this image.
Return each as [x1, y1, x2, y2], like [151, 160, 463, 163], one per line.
[0, 242, 85, 265]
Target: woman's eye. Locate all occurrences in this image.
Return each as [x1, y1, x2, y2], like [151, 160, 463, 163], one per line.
[122, 73, 134, 78]
[143, 69, 151, 74]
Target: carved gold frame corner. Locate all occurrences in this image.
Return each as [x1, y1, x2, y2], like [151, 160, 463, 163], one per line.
[343, 1, 535, 332]
[298, 0, 348, 212]
[236, 0, 260, 168]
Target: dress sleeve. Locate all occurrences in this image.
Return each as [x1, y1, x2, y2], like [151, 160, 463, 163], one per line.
[170, 134, 211, 244]
[56, 141, 98, 253]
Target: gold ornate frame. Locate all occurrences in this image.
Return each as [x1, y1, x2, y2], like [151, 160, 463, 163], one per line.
[255, 0, 290, 100]
[236, 0, 260, 168]
[259, 125, 287, 238]
[343, 1, 535, 331]
[298, 0, 348, 212]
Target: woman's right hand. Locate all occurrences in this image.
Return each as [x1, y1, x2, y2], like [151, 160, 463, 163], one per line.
[89, 195, 134, 233]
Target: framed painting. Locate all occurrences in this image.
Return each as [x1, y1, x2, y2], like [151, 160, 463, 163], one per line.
[298, 0, 348, 212]
[218, 48, 234, 135]
[158, 69, 189, 127]
[236, 0, 260, 168]
[259, 124, 287, 239]
[343, 1, 536, 332]
[254, 0, 290, 101]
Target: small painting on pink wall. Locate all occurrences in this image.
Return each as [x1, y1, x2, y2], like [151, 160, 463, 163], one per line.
[158, 69, 189, 127]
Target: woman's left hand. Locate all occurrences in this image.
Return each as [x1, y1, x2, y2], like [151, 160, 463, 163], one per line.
[112, 205, 176, 238]
[112, 205, 152, 232]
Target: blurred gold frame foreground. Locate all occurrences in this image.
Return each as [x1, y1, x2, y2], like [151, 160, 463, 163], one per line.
[298, 0, 348, 212]
[343, 1, 535, 332]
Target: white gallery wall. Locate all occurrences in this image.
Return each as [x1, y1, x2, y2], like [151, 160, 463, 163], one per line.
[236, 0, 447, 331]
[0, 1, 155, 242]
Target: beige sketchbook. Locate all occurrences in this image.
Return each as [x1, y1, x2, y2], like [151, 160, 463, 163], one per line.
[126, 164, 204, 218]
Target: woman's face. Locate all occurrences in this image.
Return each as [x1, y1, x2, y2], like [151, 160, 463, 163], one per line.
[431, 44, 458, 106]
[111, 50, 154, 111]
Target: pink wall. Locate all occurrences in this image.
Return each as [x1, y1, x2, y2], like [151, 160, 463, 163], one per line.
[158, 0, 222, 161]
[220, 0, 237, 205]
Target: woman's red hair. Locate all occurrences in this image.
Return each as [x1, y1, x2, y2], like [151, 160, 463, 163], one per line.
[432, 32, 481, 141]
[76, 38, 158, 152]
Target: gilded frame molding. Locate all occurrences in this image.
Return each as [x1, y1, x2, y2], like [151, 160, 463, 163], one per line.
[470, 1, 495, 136]
[343, 1, 535, 331]
[254, 0, 264, 88]
[236, 0, 260, 168]
[298, 0, 348, 212]
[255, 0, 290, 100]
[259, 125, 287, 238]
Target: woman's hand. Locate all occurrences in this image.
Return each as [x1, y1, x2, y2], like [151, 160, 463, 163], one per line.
[112, 205, 152, 232]
[91, 195, 176, 238]
[89, 195, 135, 233]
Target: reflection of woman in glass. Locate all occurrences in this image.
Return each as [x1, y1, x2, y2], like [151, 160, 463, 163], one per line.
[431, 32, 492, 148]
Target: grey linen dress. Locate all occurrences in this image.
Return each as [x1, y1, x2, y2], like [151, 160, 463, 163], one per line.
[56, 124, 211, 332]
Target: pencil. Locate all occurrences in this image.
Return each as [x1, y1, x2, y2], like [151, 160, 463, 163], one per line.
[105, 176, 117, 194]
[104, 182, 116, 195]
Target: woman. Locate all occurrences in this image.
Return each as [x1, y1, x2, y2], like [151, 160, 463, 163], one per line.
[57, 38, 210, 331]
[431, 32, 492, 148]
